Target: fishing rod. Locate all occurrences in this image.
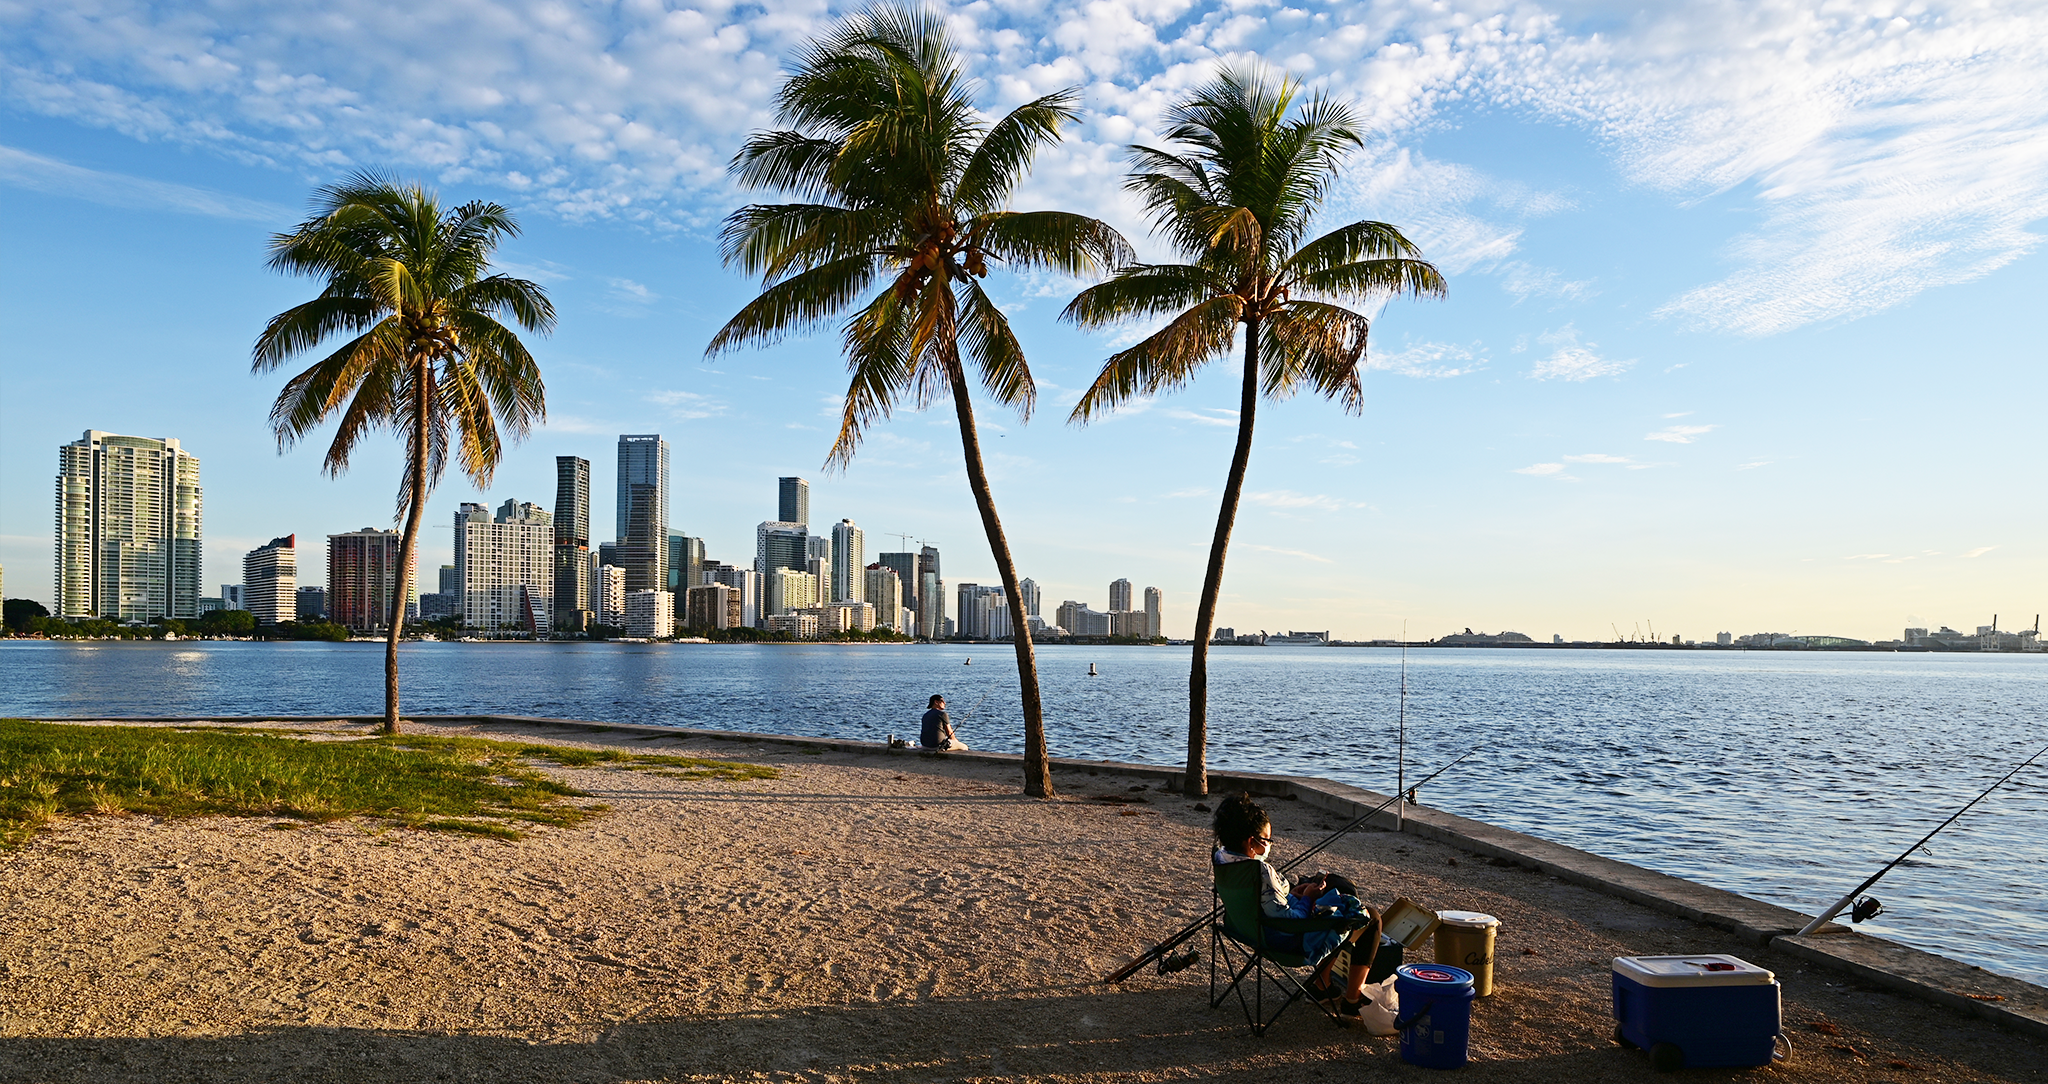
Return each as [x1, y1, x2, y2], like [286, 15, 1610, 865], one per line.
[1104, 748, 1479, 984]
[1796, 739, 2048, 937]
[1397, 624, 1408, 831]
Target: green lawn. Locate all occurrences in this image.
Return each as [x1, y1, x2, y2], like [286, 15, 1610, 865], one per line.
[0, 720, 779, 846]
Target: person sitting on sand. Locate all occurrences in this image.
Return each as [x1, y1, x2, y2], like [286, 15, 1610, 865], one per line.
[920, 694, 967, 750]
[1213, 793, 1385, 1022]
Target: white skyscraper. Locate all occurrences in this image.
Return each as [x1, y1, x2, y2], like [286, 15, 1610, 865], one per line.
[55, 430, 203, 621]
[597, 564, 627, 627]
[767, 567, 820, 616]
[1144, 586, 1164, 638]
[1017, 577, 1042, 618]
[460, 499, 554, 635]
[1109, 578, 1134, 612]
[806, 533, 834, 604]
[831, 519, 865, 602]
[624, 590, 674, 639]
[243, 535, 297, 626]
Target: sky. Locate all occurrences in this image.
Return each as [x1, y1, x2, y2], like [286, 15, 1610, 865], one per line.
[3, 0, 2046, 643]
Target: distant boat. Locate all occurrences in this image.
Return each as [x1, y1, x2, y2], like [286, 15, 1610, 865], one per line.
[1088, 663, 1099, 676]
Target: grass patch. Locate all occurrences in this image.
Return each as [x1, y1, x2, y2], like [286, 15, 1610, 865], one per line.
[0, 720, 779, 848]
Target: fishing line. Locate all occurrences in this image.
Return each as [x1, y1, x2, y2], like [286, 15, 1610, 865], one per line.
[1796, 738, 2048, 937]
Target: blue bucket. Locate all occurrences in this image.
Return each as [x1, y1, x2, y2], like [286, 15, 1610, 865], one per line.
[1396, 963, 1477, 1069]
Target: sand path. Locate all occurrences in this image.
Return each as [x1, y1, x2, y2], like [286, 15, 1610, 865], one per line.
[1, 720, 2041, 1083]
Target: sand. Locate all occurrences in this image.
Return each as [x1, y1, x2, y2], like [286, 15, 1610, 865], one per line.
[1, 718, 2043, 1083]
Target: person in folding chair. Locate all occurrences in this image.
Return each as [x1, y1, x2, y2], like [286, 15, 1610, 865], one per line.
[1211, 793, 1389, 1031]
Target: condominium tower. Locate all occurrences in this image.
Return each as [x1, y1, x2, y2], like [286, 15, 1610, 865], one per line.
[831, 519, 864, 603]
[327, 528, 409, 632]
[553, 455, 592, 631]
[616, 435, 669, 594]
[1109, 578, 1134, 612]
[460, 499, 553, 635]
[242, 535, 297, 625]
[55, 430, 203, 620]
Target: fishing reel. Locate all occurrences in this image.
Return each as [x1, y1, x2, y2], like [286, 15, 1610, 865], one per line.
[1848, 896, 1884, 923]
[1157, 949, 1200, 975]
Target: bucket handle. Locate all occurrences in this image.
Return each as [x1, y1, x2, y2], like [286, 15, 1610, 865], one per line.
[1394, 999, 1433, 1032]
[1772, 1033, 1793, 1063]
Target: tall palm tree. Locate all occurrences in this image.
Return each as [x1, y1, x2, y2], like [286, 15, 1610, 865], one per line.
[254, 173, 554, 735]
[1065, 68, 1445, 797]
[708, 4, 1129, 798]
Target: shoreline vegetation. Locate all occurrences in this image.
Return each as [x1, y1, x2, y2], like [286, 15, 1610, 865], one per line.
[0, 719, 776, 848]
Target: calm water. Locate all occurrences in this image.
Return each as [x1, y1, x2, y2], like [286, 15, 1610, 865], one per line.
[4, 641, 2045, 985]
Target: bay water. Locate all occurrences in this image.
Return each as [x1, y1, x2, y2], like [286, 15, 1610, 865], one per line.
[3, 640, 2044, 986]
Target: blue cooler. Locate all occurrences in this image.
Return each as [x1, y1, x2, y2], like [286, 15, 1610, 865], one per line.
[1396, 963, 1476, 1069]
[1612, 954, 1783, 1071]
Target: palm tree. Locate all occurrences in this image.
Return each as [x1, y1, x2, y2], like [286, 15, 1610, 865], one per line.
[254, 173, 554, 735]
[707, 4, 1129, 798]
[1065, 68, 1445, 797]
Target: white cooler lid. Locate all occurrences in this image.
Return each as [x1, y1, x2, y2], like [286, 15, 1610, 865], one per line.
[1436, 910, 1499, 929]
[1613, 954, 1774, 987]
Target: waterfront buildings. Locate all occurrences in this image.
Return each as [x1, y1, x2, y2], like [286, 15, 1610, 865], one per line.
[242, 535, 296, 625]
[879, 551, 918, 618]
[955, 584, 1007, 639]
[767, 567, 820, 616]
[220, 584, 246, 611]
[459, 499, 553, 636]
[553, 455, 592, 632]
[685, 582, 740, 629]
[616, 435, 669, 595]
[1144, 586, 1164, 638]
[757, 522, 807, 578]
[918, 545, 944, 642]
[864, 564, 902, 631]
[822, 600, 875, 633]
[295, 585, 325, 621]
[1056, 600, 1112, 637]
[596, 564, 627, 628]
[1109, 578, 1133, 613]
[327, 528, 409, 632]
[624, 590, 674, 639]
[765, 611, 820, 639]
[831, 519, 864, 603]
[1017, 577, 1041, 619]
[806, 534, 834, 603]
[778, 476, 809, 526]
[669, 532, 704, 594]
[55, 430, 203, 621]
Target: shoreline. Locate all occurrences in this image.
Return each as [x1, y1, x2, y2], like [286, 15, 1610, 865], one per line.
[13, 712, 2047, 1043]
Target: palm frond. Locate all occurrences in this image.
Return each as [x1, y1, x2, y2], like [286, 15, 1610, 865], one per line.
[955, 90, 1080, 214]
[1262, 299, 1370, 411]
[828, 288, 921, 468]
[705, 254, 883, 355]
[1063, 263, 1232, 328]
[1068, 296, 1242, 423]
[972, 210, 1132, 277]
[955, 277, 1034, 416]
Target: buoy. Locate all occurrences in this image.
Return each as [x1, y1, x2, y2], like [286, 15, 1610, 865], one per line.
[1088, 663, 1099, 676]
[964, 657, 971, 665]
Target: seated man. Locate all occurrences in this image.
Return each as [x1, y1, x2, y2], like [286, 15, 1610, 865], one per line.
[1213, 793, 1386, 1022]
[919, 694, 967, 750]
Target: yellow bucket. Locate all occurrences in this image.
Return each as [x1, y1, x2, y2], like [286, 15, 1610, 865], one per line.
[1434, 910, 1500, 996]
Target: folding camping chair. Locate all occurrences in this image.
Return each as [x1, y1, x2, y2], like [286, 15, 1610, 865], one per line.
[1209, 858, 1377, 1036]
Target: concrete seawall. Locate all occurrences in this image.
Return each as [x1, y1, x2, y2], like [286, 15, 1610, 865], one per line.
[28, 712, 2048, 1042]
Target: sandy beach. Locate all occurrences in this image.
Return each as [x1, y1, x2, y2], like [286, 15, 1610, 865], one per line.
[1, 718, 2042, 1083]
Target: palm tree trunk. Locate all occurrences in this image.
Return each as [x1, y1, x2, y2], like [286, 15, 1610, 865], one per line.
[942, 349, 1054, 799]
[1186, 314, 1262, 798]
[383, 362, 431, 736]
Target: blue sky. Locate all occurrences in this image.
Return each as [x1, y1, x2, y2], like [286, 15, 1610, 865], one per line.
[3, 0, 2045, 642]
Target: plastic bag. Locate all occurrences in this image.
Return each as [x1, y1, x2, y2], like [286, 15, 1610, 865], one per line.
[1356, 973, 1400, 1036]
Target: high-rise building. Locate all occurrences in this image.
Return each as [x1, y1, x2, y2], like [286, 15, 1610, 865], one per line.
[685, 583, 739, 630]
[831, 519, 864, 602]
[806, 533, 834, 603]
[55, 430, 203, 621]
[553, 455, 592, 632]
[1057, 600, 1113, 637]
[757, 521, 808, 576]
[864, 564, 902, 631]
[1109, 578, 1134, 612]
[668, 532, 704, 591]
[328, 528, 409, 632]
[778, 476, 809, 526]
[1143, 586, 1164, 638]
[616, 434, 669, 594]
[1018, 577, 1042, 618]
[459, 499, 553, 636]
[221, 584, 246, 611]
[705, 562, 760, 627]
[822, 600, 875, 633]
[624, 590, 674, 639]
[955, 584, 1006, 639]
[917, 545, 943, 641]
[242, 535, 297, 625]
[879, 551, 918, 616]
[767, 567, 820, 616]
[596, 564, 627, 627]
[438, 564, 460, 594]
[295, 585, 326, 621]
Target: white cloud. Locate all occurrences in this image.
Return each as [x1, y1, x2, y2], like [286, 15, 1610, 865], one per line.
[1246, 490, 1361, 511]
[1528, 324, 1633, 381]
[1562, 453, 1631, 464]
[1513, 462, 1569, 477]
[5, 0, 2043, 331]
[1645, 424, 1717, 444]
[0, 144, 291, 220]
[1372, 341, 1485, 379]
[645, 390, 726, 420]
[1166, 408, 1237, 427]
[1964, 545, 1999, 558]
[1243, 544, 1335, 564]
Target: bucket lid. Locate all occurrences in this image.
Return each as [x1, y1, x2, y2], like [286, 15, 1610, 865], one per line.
[1396, 963, 1475, 989]
[1436, 910, 1499, 929]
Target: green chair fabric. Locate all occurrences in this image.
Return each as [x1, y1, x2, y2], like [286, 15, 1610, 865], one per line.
[1208, 857, 1374, 1037]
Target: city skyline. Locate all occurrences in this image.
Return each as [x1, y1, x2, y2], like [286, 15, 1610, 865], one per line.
[5, 2, 2046, 640]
